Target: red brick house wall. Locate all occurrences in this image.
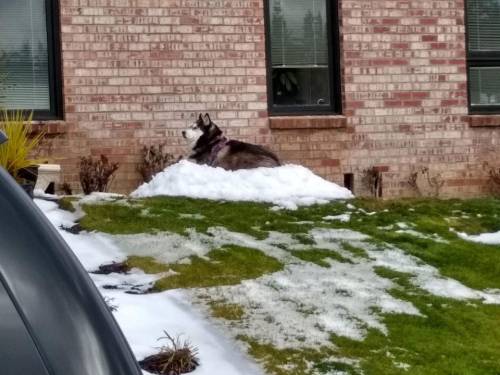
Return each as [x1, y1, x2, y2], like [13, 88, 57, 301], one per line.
[37, 0, 500, 197]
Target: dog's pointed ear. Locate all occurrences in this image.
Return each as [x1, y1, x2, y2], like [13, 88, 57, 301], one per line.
[203, 113, 211, 126]
[198, 113, 203, 122]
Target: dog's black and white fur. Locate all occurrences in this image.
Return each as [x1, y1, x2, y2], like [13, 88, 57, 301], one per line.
[182, 114, 280, 170]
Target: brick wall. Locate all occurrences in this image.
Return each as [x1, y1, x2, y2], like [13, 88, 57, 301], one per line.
[52, 0, 269, 193]
[41, 0, 500, 197]
[338, 0, 500, 197]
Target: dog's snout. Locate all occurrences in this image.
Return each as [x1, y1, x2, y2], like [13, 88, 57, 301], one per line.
[182, 130, 186, 138]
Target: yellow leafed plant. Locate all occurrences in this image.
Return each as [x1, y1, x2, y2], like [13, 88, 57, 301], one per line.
[0, 110, 44, 180]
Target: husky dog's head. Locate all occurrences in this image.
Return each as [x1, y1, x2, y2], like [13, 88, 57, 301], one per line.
[182, 113, 222, 150]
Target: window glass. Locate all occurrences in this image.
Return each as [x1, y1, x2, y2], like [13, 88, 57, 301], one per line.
[466, 0, 500, 112]
[269, 0, 331, 108]
[467, 0, 500, 52]
[0, 0, 50, 111]
[470, 67, 500, 106]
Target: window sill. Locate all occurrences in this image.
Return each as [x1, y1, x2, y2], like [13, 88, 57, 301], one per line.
[467, 115, 500, 127]
[29, 120, 67, 136]
[269, 115, 347, 130]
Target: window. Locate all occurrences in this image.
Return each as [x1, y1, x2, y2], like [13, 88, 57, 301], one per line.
[466, 0, 500, 113]
[0, 0, 62, 119]
[265, 0, 341, 115]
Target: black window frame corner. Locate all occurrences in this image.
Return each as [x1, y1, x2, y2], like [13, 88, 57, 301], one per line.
[264, 0, 342, 117]
[465, 0, 500, 115]
[2, 0, 64, 121]
[40, 0, 64, 121]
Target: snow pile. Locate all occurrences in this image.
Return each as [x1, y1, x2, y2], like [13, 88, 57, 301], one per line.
[131, 160, 353, 209]
[456, 230, 500, 245]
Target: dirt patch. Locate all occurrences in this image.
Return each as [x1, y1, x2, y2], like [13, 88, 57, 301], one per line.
[59, 223, 83, 234]
[92, 261, 131, 275]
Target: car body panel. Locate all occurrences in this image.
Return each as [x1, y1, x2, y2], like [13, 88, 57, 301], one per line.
[0, 168, 142, 375]
[0, 279, 51, 374]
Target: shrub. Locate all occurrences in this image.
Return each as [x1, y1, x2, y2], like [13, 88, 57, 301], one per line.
[408, 166, 444, 198]
[483, 162, 500, 195]
[79, 154, 119, 195]
[362, 167, 383, 198]
[137, 144, 177, 183]
[0, 110, 43, 181]
[139, 331, 199, 375]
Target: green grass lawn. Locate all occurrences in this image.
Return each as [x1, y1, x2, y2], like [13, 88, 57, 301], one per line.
[75, 196, 500, 375]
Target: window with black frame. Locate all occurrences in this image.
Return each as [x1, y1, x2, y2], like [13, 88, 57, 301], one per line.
[0, 0, 61, 119]
[466, 0, 500, 113]
[266, 0, 340, 115]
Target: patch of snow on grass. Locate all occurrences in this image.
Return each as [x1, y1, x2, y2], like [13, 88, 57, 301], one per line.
[395, 229, 449, 244]
[312, 228, 500, 303]
[36, 196, 500, 371]
[311, 228, 369, 242]
[35, 199, 124, 271]
[35, 198, 80, 228]
[396, 222, 411, 229]
[200, 260, 420, 348]
[110, 227, 300, 265]
[366, 242, 500, 303]
[394, 362, 411, 371]
[109, 230, 214, 263]
[90, 268, 166, 293]
[179, 213, 206, 220]
[36, 199, 266, 375]
[131, 160, 353, 209]
[323, 214, 351, 222]
[79, 192, 125, 204]
[456, 230, 500, 245]
[106, 289, 264, 375]
[60, 231, 126, 271]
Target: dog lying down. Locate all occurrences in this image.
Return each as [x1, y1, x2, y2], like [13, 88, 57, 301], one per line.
[182, 113, 281, 170]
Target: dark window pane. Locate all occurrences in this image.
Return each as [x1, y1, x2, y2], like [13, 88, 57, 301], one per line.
[272, 67, 330, 106]
[0, 0, 50, 110]
[269, 0, 331, 109]
[270, 0, 329, 66]
[470, 67, 500, 106]
[467, 0, 500, 52]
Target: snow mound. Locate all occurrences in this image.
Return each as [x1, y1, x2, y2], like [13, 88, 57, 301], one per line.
[131, 161, 353, 209]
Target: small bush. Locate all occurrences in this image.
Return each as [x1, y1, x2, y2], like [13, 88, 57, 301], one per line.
[483, 162, 500, 195]
[139, 331, 199, 375]
[0, 110, 43, 181]
[137, 144, 177, 183]
[408, 166, 444, 198]
[362, 167, 383, 198]
[79, 154, 119, 195]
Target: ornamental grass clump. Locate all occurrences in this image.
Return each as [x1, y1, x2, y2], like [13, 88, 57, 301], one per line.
[0, 110, 43, 181]
[139, 331, 199, 375]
